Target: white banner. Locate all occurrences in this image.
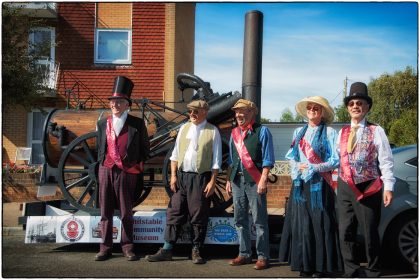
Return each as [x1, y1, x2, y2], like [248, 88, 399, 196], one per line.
[25, 211, 256, 245]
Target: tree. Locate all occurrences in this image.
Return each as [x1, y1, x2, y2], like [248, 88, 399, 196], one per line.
[280, 108, 295, 122]
[260, 117, 271, 123]
[334, 104, 350, 123]
[368, 67, 417, 146]
[2, 4, 48, 111]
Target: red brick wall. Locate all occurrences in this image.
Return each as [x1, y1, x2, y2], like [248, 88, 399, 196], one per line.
[2, 106, 28, 164]
[142, 175, 292, 209]
[2, 174, 292, 210]
[55, 3, 165, 108]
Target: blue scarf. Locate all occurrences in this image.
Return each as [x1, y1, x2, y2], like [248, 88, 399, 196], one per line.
[290, 122, 330, 209]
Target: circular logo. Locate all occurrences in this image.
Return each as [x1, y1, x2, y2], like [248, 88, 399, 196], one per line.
[60, 217, 85, 242]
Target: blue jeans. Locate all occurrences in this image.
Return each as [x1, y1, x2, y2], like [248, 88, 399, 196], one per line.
[232, 175, 270, 260]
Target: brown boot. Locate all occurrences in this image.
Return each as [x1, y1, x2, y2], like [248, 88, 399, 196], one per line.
[95, 250, 112, 261]
[229, 255, 252, 266]
[254, 259, 269, 270]
[145, 248, 173, 262]
[191, 247, 205, 264]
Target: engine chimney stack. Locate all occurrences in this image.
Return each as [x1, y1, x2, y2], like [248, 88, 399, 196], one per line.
[242, 10, 263, 122]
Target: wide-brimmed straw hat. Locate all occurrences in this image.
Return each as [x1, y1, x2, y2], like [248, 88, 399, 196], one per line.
[295, 96, 334, 124]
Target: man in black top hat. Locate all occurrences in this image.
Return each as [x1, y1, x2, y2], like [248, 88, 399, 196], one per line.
[337, 82, 395, 277]
[95, 76, 150, 261]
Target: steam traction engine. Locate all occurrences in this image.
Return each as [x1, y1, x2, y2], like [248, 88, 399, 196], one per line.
[40, 73, 241, 215]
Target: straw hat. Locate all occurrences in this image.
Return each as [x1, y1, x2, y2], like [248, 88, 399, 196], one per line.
[231, 99, 259, 114]
[295, 96, 334, 124]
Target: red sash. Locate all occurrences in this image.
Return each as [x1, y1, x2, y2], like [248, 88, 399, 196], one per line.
[340, 126, 382, 201]
[299, 138, 336, 191]
[232, 127, 261, 184]
[106, 116, 124, 170]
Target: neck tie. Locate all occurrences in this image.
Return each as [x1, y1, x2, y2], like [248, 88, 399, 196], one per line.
[347, 125, 360, 153]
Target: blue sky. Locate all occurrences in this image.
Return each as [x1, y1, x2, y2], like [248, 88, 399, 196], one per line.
[194, 2, 418, 121]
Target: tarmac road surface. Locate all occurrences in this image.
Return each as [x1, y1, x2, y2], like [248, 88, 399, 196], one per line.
[2, 230, 417, 278]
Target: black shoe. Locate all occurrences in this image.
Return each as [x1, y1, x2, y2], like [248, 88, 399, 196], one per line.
[191, 247, 205, 264]
[123, 250, 139, 261]
[95, 251, 112, 261]
[145, 248, 173, 262]
[299, 271, 313, 277]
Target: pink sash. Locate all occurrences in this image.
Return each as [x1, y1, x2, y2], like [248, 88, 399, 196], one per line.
[232, 127, 261, 184]
[299, 138, 336, 191]
[340, 126, 382, 201]
[106, 116, 124, 170]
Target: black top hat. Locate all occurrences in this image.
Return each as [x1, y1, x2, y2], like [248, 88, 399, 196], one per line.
[344, 82, 372, 109]
[108, 76, 134, 106]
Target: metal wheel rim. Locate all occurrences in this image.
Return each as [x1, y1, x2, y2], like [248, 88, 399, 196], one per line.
[398, 219, 418, 265]
[57, 132, 100, 214]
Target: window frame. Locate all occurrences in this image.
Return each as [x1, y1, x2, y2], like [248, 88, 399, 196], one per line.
[28, 27, 56, 64]
[94, 28, 132, 64]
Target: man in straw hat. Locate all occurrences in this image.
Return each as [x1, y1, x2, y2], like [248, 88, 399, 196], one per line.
[146, 99, 222, 264]
[225, 99, 275, 270]
[337, 82, 395, 277]
[279, 96, 343, 277]
[95, 76, 150, 261]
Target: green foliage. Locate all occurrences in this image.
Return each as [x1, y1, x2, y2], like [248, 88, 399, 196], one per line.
[368, 66, 417, 146]
[2, 4, 48, 111]
[334, 104, 351, 123]
[280, 108, 295, 122]
[260, 117, 271, 123]
[388, 109, 418, 146]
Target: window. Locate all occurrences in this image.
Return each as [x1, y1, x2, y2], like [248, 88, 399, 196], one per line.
[95, 3, 133, 65]
[29, 27, 57, 89]
[28, 110, 50, 164]
[94, 29, 132, 64]
[29, 27, 55, 63]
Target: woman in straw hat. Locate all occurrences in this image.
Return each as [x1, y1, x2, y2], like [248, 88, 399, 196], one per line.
[278, 96, 343, 277]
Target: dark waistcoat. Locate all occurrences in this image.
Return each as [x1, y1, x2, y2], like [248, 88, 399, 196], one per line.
[229, 124, 262, 183]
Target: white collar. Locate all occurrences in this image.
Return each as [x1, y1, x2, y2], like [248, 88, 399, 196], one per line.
[351, 118, 366, 128]
[113, 110, 128, 122]
[191, 120, 207, 129]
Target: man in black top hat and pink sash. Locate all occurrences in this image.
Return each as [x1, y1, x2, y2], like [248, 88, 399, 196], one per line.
[337, 82, 395, 277]
[95, 76, 150, 261]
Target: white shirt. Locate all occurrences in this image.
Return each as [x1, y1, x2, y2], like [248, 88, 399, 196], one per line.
[170, 120, 222, 172]
[337, 118, 395, 191]
[112, 111, 128, 136]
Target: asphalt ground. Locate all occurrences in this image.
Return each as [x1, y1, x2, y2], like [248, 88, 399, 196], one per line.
[2, 229, 417, 278]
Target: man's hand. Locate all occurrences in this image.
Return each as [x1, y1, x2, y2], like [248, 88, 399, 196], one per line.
[170, 175, 177, 193]
[203, 181, 216, 198]
[257, 174, 268, 194]
[225, 181, 232, 196]
[383, 190, 393, 207]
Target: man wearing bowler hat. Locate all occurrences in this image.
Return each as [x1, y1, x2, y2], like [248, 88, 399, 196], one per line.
[337, 82, 395, 277]
[95, 76, 150, 261]
[146, 99, 222, 264]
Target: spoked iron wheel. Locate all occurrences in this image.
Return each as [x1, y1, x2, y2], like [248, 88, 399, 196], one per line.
[57, 132, 150, 214]
[162, 144, 233, 216]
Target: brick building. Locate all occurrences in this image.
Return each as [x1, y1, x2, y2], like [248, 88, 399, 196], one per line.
[3, 3, 298, 225]
[3, 2, 195, 164]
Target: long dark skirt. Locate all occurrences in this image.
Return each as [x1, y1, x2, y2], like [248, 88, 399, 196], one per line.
[278, 179, 343, 274]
